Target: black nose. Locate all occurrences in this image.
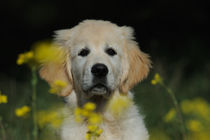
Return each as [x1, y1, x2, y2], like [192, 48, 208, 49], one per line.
[91, 63, 108, 78]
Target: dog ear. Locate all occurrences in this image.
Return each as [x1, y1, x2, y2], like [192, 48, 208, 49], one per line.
[39, 29, 73, 96]
[39, 61, 73, 96]
[119, 27, 152, 94]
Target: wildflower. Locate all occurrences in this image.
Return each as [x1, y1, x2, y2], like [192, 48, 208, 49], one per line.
[74, 103, 102, 125]
[193, 98, 209, 120]
[186, 120, 203, 132]
[151, 73, 162, 85]
[37, 109, 64, 129]
[0, 91, 7, 104]
[17, 41, 65, 67]
[15, 105, 31, 117]
[16, 51, 34, 65]
[181, 100, 194, 114]
[84, 102, 96, 111]
[96, 128, 103, 136]
[181, 98, 209, 120]
[85, 133, 91, 140]
[74, 108, 83, 122]
[88, 113, 102, 124]
[49, 80, 67, 94]
[33, 41, 65, 64]
[74, 102, 103, 140]
[163, 108, 176, 122]
[106, 94, 132, 117]
[88, 125, 98, 132]
[0, 92, 7, 104]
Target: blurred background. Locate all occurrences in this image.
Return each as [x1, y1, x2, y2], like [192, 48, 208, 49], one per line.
[0, 0, 210, 140]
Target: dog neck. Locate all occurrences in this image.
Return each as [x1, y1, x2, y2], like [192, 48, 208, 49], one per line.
[65, 90, 133, 117]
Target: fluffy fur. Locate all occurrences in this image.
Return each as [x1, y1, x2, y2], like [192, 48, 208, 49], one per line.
[40, 20, 151, 140]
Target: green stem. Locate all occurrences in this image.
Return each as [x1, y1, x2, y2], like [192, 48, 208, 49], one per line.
[161, 82, 187, 140]
[31, 66, 38, 140]
[0, 117, 6, 140]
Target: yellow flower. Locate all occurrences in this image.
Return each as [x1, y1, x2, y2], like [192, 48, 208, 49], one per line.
[84, 102, 96, 111]
[96, 128, 103, 136]
[88, 113, 102, 124]
[17, 51, 34, 65]
[106, 94, 132, 117]
[151, 80, 157, 85]
[151, 73, 162, 85]
[85, 133, 91, 140]
[0, 91, 8, 104]
[37, 109, 64, 129]
[74, 102, 103, 139]
[181, 98, 209, 120]
[163, 108, 176, 122]
[15, 106, 31, 117]
[181, 99, 194, 114]
[193, 98, 209, 120]
[49, 80, 67, 94]
[74, 108, 83, 123]
[82, 109, 92, 117]
[186, 120, 203, 132]
[17, 41, 65, 66]
[33, 41, 65, 64]
[88, 125, 98, 132]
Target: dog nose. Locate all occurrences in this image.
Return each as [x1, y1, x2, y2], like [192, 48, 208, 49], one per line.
[91, 63, 108, 78]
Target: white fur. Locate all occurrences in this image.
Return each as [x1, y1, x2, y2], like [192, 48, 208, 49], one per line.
[61, 91, 149, 140]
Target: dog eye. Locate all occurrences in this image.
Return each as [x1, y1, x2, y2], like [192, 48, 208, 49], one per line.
[78, 48, 90, 57]
[106, 48, 117, 56]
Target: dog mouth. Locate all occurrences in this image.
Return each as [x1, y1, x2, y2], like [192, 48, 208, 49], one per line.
[87, 84, 110, 98]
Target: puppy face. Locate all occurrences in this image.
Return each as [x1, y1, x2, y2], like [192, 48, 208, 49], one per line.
[40, 20, 151, 107]
[66, 22, 128, 106]
[70, 38, 123, 99]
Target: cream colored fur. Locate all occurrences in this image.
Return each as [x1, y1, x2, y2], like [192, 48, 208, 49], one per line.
[40, 20, 151, 140]
[61, 91, 148, 140]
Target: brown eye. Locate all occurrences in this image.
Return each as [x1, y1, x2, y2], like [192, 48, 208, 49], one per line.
[78, 48, 90, 57]
[106, 48, 117, 56]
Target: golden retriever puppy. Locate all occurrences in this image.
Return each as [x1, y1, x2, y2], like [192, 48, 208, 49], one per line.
[40, 20, 151, 140]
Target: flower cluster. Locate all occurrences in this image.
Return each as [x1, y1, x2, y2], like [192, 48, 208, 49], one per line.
[17, 41, 65, 67]
[49, 80, 67, 94]
[37, 109, 64, 129]
[0, 91, 7, 104]
[151, 73, 163, 85]
[106, 94, 132, 118]
[163, 108, 176, 122]
[15, 105, 31, 117]
[33, 41, 65, 64]
[163, 97, 210, 139]
[17, 51, 34, 65]
[74, 102, 103, 140]
[181, 98, 209, 120]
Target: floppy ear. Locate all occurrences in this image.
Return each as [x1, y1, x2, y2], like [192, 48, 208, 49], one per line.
[39, 29, 73, 96]
[39, 61, 73, 96]
[119, 27, 152, 94]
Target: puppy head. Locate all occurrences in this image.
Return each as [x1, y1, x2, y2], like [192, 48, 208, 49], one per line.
[39, 20, 151, 106]
[56, 20, 127, 106]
